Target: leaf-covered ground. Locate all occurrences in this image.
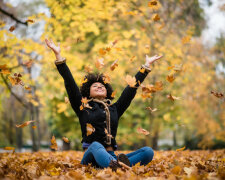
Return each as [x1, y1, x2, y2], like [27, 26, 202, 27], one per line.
[0, 150, 224, 180]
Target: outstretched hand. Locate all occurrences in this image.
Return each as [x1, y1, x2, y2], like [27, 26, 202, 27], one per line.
[45, 38, 61, 55]
[145, 54, 163, 67]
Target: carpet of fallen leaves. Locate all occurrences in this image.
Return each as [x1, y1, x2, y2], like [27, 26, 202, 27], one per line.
[0, 150, 224, 180]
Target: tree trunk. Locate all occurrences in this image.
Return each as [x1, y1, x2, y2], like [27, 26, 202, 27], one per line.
[62, 141, 71, 151]
[173, 129, 177, 147]
[152, 130, 159, 150]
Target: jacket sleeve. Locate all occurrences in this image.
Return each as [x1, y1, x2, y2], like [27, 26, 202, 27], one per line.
[55, 62, 82, 116]
[113, 66, 150, 119]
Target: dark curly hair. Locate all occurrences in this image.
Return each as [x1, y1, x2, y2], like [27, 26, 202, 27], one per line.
[80, 72, 114, 100]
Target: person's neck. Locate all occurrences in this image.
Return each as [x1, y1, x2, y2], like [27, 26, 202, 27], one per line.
[92, 96, 105, 101]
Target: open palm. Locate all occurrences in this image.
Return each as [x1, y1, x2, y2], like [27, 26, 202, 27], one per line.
[45, 38, 60, 54]
[145, 55, 163, 65]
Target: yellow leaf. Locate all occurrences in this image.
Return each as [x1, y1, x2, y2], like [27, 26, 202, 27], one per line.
[62, 137, 69, 143]
[152, 14, 160, 21]
[16, 120, 35, 128]
[176, 146, 186, 151]
[86, 123, 95, 136]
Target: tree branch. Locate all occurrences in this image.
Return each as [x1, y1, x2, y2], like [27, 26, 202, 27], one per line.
[0, 7, 28, 26]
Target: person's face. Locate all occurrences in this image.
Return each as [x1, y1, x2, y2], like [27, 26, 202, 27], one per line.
[90, 82, 107, 99]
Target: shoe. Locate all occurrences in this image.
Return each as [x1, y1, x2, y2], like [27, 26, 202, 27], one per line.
[117, 153, 130, 167]
[109, 160, 122, 172]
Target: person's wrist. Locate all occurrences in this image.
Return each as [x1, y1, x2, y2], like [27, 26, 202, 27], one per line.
[141, 64, 151, 72]
[55, 53, 63, 61]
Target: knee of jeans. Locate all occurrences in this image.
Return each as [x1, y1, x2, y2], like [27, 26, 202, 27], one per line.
[142, 146, 154, 161]
[90, 141, 104, 150]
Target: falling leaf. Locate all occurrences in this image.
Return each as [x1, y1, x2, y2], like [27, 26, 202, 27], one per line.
[125, 11, 137, 16]
[211, 91, 224, 99]
[152, 14, 160, 21]
[95, 58, 104, 69]
[84, 65, 93, 73]
[23, 59, 33, 68]
[9, 26, 15, 32]
[106, 47, 111, 52]
[110, 59, 118, 71]
[24, 86, 31, 91]
[50, 135, 58, 150]
[65, 96, 69, 104]
[16, 120, 35, 128]
[148, 0, 158, 8]
[112, 40, 118, 47]
[103, 74, 111, 84]
[26, 19, 35, 23]
[137, 127, 150, 135]
[182, 36, 191, 44]
[166, 74, 175, 83]
[168, 65, 175, 70]
[99, 48, 107, 56]
[111, 90, 117, 98]
[115, 47, 122, 51]
[176, 146, 186, 151]
[141, 92, 153, 99]
[32, 126, 37, 129]
[129, 56, 136, 62]
[62, 137, 70, 143]
[81, 97, 88, 104]
[173, 64, 183, 72]
[80, 105, 84, 110]
[167, 94, 181, 101]
[146, 107, 158, 113]
[86, 123, 95, 136]
[125, 75, 136, 88]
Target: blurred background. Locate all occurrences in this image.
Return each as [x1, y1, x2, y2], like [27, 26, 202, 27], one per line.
[0, 0, 224, 152]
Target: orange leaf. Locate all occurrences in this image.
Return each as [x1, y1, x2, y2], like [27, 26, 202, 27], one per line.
[171, 166, 182, 175]
[86, 123, 95, 136]
[166, 74, 175, 83]
[81, 97, 88, 104]
[182, 36, 191, 44]
[24, 86, 31, 91]
[84, 65, 93, 73]
[176, 146, 186, 151]
[137, 127, 150, 135]
[23, 59, 33, 68]
[62, 137, 70, 143]
[139, 68, 145, 73]
[16, 120, 35, 128]
[80, 105, 84, 110]
[99, 48, 107, 56]
[129, 56, 136, 62]
[50, 135, 58, 150]
[103, 74, 111, 84]
[110, 59, 118, 71]
[32, 125, 37, 129]
[125, 75, 136, 88]
[26, 19, 35, 23]
[4, 147, 15, 153]
[152, 14, 160, 21]
[95, 58, 104, 69]
[148, 0, 158, 8]
[9, 26, 15, 32]
[111, 90, 117, 98]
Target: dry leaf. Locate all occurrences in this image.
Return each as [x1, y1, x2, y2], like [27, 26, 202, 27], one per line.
[152, 14, 160, 21]
[9, 26, 15, 32]
[84, 65, 93, 73]
[166, 74, 175, 83]
[211, 91, 224, 99]
[146, 107, 158, 113]
[62, 137, 70, 143]
[103, 74, 111, 84]
[26, 19, 35, 23]
[16, 120, 35, 128]
[50, 135, 58, 150]
[137, 127, 150, 135]
[24, 86, 32, 91]
[110, 59, 118, 71]
[176, 146, 186, 151]
[99, 48, 107, 56]
[167, 94, 181, 101]
[65, 96, 69, 104]
[23, 59, 33, 68]
[182, 36, 191, 44]
[32, 125, 37, 129]
[95, 58, 104, 69]
[129, 56, 136, 62]
[125, 75, 137, 88]
[86, 123, 95, 136]
[111, 90, 117, 98]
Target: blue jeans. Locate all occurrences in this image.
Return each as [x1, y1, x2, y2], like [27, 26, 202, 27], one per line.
[81, 141, 154, 168]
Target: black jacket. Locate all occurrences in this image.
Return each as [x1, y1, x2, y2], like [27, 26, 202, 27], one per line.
[56, 62, 150, 150]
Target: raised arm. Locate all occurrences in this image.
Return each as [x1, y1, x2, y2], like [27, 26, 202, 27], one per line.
[113, 55, 163, 118]
[45, 39, 82, 116]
